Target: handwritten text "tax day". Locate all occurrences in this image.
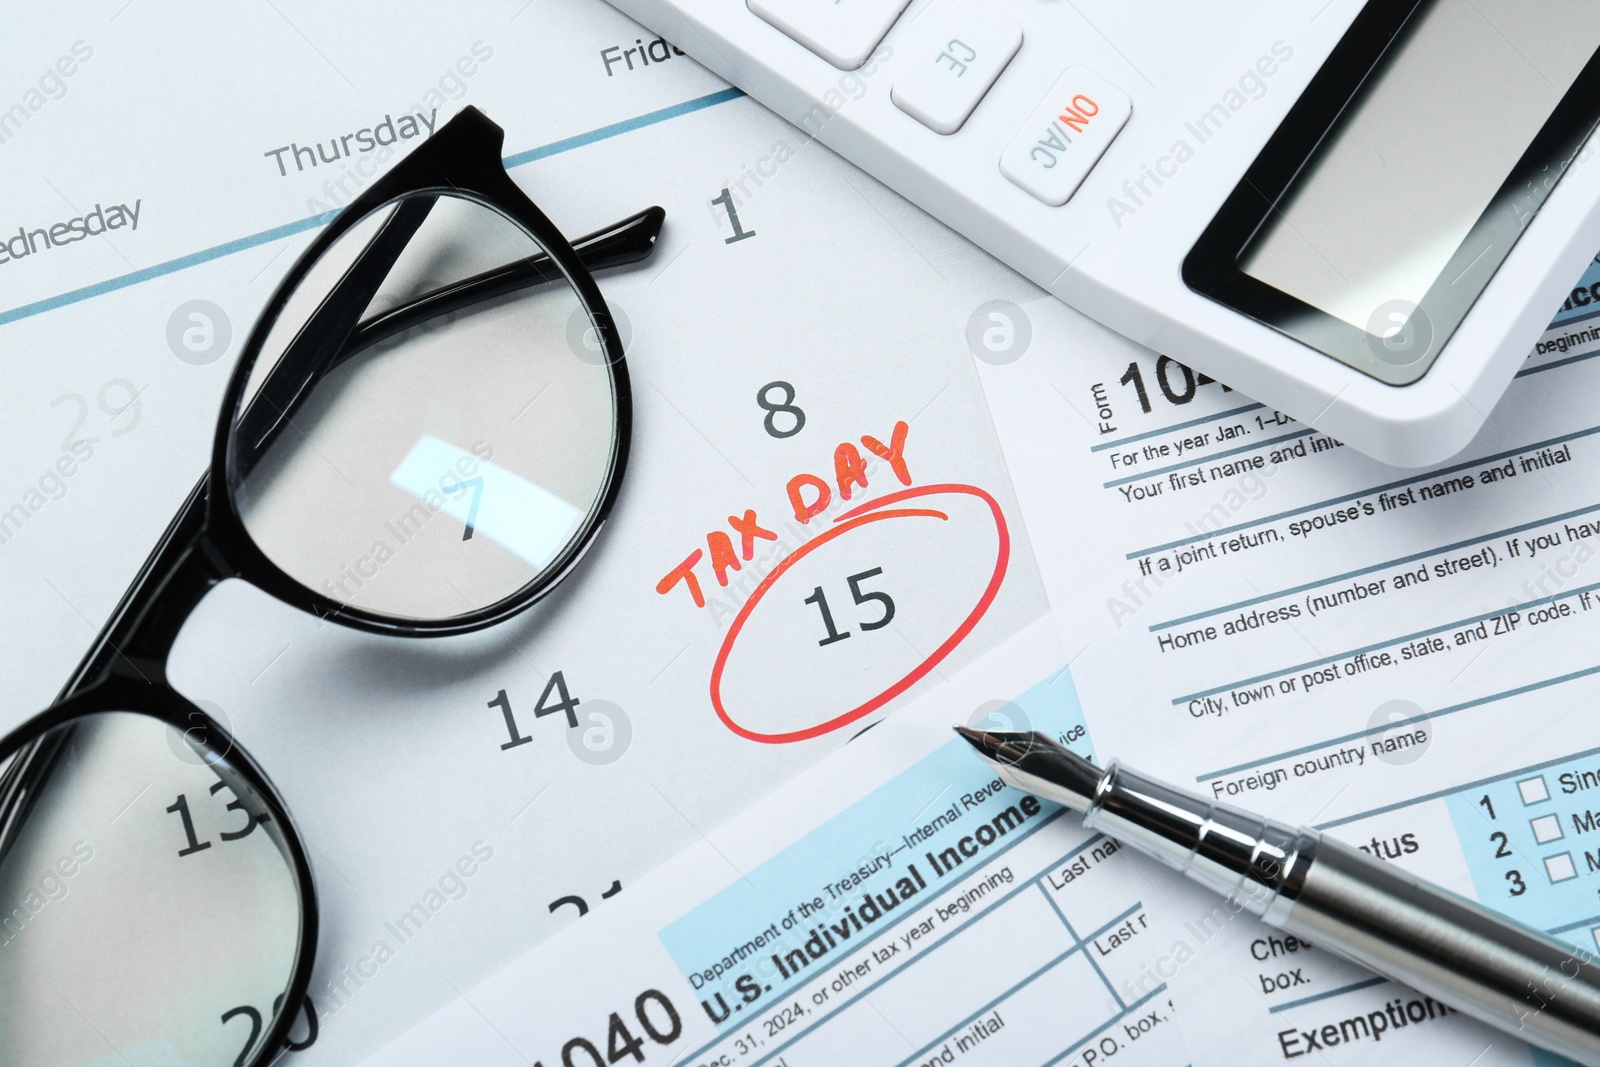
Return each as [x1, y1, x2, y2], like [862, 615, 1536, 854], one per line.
[657, 422, 913, 608]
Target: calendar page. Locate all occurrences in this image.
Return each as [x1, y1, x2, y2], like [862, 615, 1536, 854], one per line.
[0, 0, 1049, 1060]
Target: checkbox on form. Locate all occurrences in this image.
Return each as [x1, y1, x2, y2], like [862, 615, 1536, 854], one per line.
[1531, 814, 1565, 844]
[1520, 776, 1552, 805]
[1545, 852, 1578, 884]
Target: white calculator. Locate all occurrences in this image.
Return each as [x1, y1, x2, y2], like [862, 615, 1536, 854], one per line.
[604, 0, 1600, 466]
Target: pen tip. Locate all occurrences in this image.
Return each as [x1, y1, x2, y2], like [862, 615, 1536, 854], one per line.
[951, 724, 1041, 760]
[951, 724, 1103, 811]
[952, 723, 997, 756]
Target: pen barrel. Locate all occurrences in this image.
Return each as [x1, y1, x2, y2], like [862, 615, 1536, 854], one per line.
[1082, 761, 1600, 1065]
[1280, 836, 1600, 1065]
[1083, 762, 1316, 924]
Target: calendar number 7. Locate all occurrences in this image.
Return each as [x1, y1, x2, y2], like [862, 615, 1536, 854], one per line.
[441, 477, 484, 540]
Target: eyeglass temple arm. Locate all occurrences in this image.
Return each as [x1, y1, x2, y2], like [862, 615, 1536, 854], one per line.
[340, 205, 664, 359]
[233, 196, 439, 476]
[232, 204, 665, 480]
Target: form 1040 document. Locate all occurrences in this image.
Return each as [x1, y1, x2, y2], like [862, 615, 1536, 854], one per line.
[977, 266, 1600, 1066]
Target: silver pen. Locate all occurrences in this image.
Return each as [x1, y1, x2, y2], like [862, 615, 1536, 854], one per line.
[955, 726, 1600, 1064]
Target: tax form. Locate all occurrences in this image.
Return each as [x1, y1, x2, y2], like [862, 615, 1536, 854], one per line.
[1, 0, 1048, 1061]
[359, 620, 1192, 1067]
[978, 260, 1600, 1065]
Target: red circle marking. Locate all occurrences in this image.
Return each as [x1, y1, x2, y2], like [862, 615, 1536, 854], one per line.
[709, 483, 1010, 744]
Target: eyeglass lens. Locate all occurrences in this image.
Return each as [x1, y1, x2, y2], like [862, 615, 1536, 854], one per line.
[0, 712, 302, 1066]
[228, 192, 622, 621]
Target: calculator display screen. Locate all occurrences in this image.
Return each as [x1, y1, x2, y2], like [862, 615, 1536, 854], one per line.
[1185, 0, 1600, 384]
[1241, 0, 1600, 338]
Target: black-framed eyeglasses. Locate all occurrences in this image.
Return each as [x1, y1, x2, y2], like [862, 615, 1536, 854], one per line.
[0, 107, 663, 1066]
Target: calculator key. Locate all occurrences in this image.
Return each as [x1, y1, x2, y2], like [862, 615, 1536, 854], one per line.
[748, 0, 910, 70]
[1000, 67, 1132, 206]
[891, 0, 1022, 135]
